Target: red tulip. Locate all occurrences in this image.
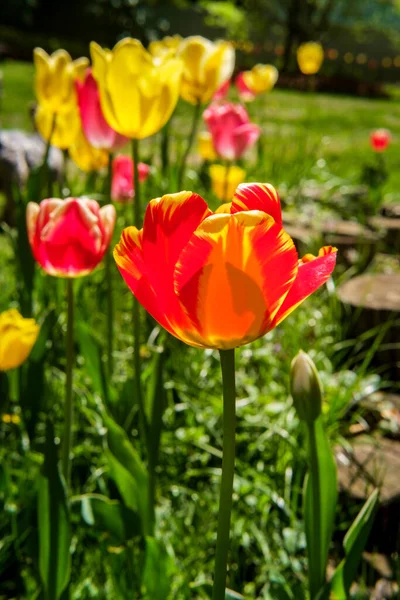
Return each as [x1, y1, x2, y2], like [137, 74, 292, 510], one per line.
[27, 197, 116, 277]
[370, 129, 391, 152]
[111, 155, 150, 204]
[203, 102, 260, 161]
[213, 79, 230, 101]
[75, 69, 129, 151]
[114, 183, 337, 350]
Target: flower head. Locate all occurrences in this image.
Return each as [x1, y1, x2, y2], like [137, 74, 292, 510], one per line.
[90, 38, 183, 139]
[148, 35, 182, 60]
[0, 309, 39, 371]
[370, 129, 391, 152]
[210, 165, 246, 201]
[35, 103, 81, 149]
[75, 69, 129, 151]
[33, 48, 88, 113]
[297, 42, 324, 75]
[213, 79, 231, 101]
[198, 131, 217, 161]
[114, 184, 337, 349]
[236, 64, 278, 101]
[69, 128, 109, 172]
[177, 36, 235, 105]
[204, 101, 260, 161]
[111, 155, 151, 203]
[27, 197, 116, 277]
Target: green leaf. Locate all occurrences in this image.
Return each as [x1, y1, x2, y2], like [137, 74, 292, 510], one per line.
[76, 320, 108, 403]
[190, 580, 246, 599]
[322, 489, 379, 600]
[141, 537, 174, 600]
[38, 420, 71, 600]
[79, 493, 141, 543]
[105, 415, 150, 536]
[304, 416, 337, 598]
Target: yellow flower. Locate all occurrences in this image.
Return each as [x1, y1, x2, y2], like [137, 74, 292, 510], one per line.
[243, 64, 278, 95]
[198, 131, 217, 161]
[90, 38, 183, 139]
[69, 129, 109, 172]
[178, 36, 235, 105]
[33, 48, 88, 113]
[0, 309, 39, 371]
[297, 42, 324, 75]
[148, 35, 182, 60]
[209, 164, 246, 201]
[35, 103, 81, 149]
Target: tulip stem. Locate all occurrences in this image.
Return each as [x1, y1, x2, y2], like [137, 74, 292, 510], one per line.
[128, 139, 146, 445]
[41, 112, 57, 198]
[223, 162, 231, 201]
[106, 153, 114, 379]
[177, 101, 202, 189]
[307, 419, 323, 599]
[212, 349, 236, 600]
[61, 278, 74, 487]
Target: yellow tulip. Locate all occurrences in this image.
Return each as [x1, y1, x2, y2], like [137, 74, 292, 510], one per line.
[35, 103, 81, 150]
[198, 131, 217, 161]
[297, 42, 324, 75]
[0, 309, 39, 371]
[69, 129, 109, 172]
[148, 35, 182, 60]
[243, 64, 279, 95]
[178, 36, 235, 105]
[90, 38, 183, 139]
[33, 48, 88, 113]
[209, 164, 246, 201]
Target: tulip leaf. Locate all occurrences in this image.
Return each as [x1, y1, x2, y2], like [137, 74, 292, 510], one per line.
[105, 415, 150, 536]
[317, 489, 379, 600]
[79, 493, 141, 543]
[76, 319, 109, 403]
[38, 420, 71, 600]
[141, 537, 175, 600]
[304, 416, 337, 599]
[190, 580, 246, 599]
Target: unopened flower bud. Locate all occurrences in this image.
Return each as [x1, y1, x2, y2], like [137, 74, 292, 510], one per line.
[290, 350, 322, 423]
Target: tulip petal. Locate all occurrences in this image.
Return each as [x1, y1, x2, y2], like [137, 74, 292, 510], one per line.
[174, 210, 298, 349]
[114, 227, 173, 333]
[271, 246, 337, 327]
[231, 183, 282, 225]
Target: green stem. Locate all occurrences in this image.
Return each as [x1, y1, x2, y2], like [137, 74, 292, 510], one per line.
[212, 349, 236, 600]
[307, 420, 322, 599]
[106, 153, 114, 379]
[177, 101, 202, 189]
[125, 140, 146, 444]
[223, 162, 231, 202]
[61, 278, 74, 486]
[41, 112, 57, 198]
[161, 119, 171, 176]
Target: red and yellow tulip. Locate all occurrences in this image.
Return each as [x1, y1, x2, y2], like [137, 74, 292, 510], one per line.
[114, 184, 337, 350]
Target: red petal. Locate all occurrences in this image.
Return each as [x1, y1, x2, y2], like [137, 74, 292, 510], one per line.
[271, 248, 337, 327]
[231, 183, 282, 224]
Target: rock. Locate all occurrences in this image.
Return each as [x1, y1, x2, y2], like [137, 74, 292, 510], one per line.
[321, 219, 380, 267]
[0, 129, 64, 224]
[381, 202, 400, 219]
[337, 274, 400, 381]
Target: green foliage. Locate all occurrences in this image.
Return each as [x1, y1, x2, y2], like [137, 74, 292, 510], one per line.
[38, 421, 71, 600]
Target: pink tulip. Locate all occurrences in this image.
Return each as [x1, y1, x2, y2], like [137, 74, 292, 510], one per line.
[370, 129, 391, 152]
[213, 79, 230, 101]
[75, 69, 128, 151]
[111, 155, 150, 203]
[26, 198, 116, 277]
[203, 101, 260, 161]
[235, 72, 256, 102]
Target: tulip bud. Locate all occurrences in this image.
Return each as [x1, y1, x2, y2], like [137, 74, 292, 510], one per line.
[290, 350, 322, 423]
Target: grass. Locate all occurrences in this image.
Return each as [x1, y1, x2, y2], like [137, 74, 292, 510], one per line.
[0, 59, 398, 599]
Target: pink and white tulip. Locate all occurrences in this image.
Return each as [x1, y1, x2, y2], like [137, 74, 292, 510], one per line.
[203, 101, 260, 161]
[235, 72, 256, 102]
[111, 155, 150, 203]
[213, 79, 230, 101]
[26, 198, 116, 277]
[75, 69, 128, 151]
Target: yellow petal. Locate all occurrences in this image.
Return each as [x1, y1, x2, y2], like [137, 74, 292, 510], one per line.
[35, 104, 80, 149]
[69, 129, 109, 172]
[0, 309, 39, 371]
